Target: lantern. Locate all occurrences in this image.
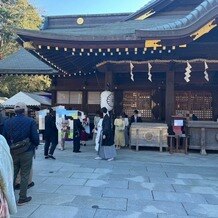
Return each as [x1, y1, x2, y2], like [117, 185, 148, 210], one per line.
[100, 91, 114, 111]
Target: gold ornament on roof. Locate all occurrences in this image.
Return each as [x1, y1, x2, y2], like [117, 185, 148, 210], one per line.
[135, 10, 155, 20]
[191, 19, 217, 41]
[23, 41, 36, 50]
[145, 39, 162, 48]
[77, 17, 84, 25]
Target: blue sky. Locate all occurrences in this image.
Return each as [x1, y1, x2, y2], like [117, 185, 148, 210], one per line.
[29, 0, 150, 16]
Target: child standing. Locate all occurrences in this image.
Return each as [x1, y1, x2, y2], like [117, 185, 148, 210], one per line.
[60, 119, 69, 150]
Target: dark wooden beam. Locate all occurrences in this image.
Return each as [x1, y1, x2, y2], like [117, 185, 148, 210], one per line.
[211, 90, 218, 121]
[25, 37, 146, 49]
[98, 63, 218, 73]
[104, 70, 113, 90]
[51, 77, 57, 106]
[114, 89, 123, 116]
[165, 62, 175, 125]
[82, 90, 88, 114]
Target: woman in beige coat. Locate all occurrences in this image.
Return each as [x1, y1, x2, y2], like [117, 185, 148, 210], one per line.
[114, 114, 125, 149]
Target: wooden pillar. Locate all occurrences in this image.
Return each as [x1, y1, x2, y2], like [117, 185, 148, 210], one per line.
[82, 90, 88, 114]
[104, 71, 113, 90]
[211, 89, 218, 121]
[114, 89, 123, 116]
[51, 76, 57, 106]
[200, 127, 207, 155]
[165, 63, 175, 124]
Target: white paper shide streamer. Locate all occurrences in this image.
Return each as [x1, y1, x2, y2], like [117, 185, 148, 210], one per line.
[130, 61, 134, 81]
[184, 62, 192, 82]
[204, 61, 209, 81]
[148, 62, 152, 82]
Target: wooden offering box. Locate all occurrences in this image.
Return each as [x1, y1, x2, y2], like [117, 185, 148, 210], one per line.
[130, 123, 168, 151]
[187, 121, 218, 154]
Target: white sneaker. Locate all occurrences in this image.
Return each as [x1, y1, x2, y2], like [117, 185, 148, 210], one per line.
[94, 157, 102, 160]
[107, 158, 114, 161]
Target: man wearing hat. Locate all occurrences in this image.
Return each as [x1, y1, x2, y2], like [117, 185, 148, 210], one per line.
[3, 102, 39, 206]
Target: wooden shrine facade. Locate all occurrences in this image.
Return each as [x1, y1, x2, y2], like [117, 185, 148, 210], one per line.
[15, 0, 218, 123]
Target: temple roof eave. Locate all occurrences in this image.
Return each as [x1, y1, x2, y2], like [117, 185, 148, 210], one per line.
[136, 1, 218, 39]
[124, 0, 172, 21]
[16, 0, 218, 48]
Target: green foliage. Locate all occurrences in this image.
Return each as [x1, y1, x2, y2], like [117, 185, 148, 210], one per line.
[0, 0, 42, 56]
[0, 75, 51, 97]
[0, 0, 51, 97]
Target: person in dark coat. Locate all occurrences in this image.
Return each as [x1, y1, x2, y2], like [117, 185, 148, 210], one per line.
[44, 108, 58, 159]
[101, 108, 114, 147]
[95, 107, 116, 161]
[73, 111, 84, 153]
[192, 114, 198, 121]
[0, 107, 8, 135]
[130, 110, 142, 125]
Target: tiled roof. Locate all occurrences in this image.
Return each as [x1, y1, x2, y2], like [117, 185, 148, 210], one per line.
[16, 0, 218, 43]
[124, 0, 170, 21]
[19, 13, 184, 42]
[136, 0, 218, 38]
[43, 13, 131, 30]
[0, 48, 55, 75]
[149, 0, 218, 30]
[42, 14, 184, 37]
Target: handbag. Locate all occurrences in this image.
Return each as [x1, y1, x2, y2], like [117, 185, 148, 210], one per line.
[10, 138, 31, 155]
[9, 123, 31, 155]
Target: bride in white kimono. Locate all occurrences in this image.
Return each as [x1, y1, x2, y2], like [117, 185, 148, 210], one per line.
[95, 115, 103, 152]
[0, 135, 17, 217]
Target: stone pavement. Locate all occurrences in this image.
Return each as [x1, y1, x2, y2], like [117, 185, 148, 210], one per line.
[12, 142, 218, 218]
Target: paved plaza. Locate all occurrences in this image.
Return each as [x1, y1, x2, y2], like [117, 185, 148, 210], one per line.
[13, 142, 218, 218]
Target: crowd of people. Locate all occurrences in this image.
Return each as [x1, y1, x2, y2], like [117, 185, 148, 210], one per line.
[0, 102, 143, 216]
[0, 101, 202, 216]
[56, 108, 143, 160]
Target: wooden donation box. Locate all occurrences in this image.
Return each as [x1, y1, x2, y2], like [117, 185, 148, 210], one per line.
[187, 121, 218, 155]
[130, 123, 168, 151]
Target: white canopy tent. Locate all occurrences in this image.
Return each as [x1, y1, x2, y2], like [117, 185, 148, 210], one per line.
[2, 91, 51, 107]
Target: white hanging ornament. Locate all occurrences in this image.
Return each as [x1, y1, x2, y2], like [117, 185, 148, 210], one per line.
[204, 61, 209, 82]
[130, 61, 134, 81]
[148, 62, 152, 82]
[184, 62, 192, 82]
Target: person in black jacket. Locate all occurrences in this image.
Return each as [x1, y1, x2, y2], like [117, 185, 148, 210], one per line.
[130, 110, 142, 125]
[73, 111, 84, 153]
[0, 107, 8, 134]
[192, 114, 198, 121]
[44, 108, 58, 159]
